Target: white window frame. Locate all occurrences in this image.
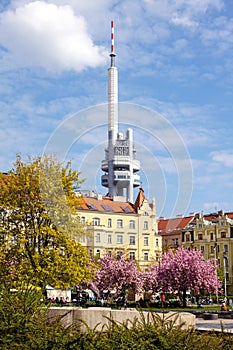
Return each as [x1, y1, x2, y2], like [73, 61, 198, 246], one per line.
[117, 235, 123, 244]
[144, 221, 148, 230]
[129, 251, 135, 260]
[129, 235, 135, 245]
[144, 237, 149, 246]
[92, 217, 100, 226]
[144, 252, 149, 261]
[117, 219, 123, 228]
[129, 220, 135, 229]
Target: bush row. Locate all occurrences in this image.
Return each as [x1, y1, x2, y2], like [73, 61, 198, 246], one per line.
[1, 286, 233, 349]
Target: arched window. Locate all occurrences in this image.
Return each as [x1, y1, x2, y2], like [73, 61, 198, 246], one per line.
[117, 219, 123, 228]
[129, 220, 135, 229]
[108, 218, 112, 227]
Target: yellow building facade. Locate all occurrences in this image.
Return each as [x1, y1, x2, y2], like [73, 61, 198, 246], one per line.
[76, 188, 162, 270]
[182, 211, 233, 295]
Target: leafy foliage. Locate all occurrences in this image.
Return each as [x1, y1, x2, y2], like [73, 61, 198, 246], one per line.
[0, 155, 91, 289]
[1, 284, 233, 349]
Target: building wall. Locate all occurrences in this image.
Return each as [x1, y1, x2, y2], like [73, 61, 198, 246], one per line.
[182, 212, 233, 295]
[78, 197, 162, 270]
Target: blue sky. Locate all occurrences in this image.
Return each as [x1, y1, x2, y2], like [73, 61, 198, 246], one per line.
[0, 0, 233, 218]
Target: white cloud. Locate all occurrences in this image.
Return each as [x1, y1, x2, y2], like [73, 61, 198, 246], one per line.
[0, 1, 108, 72]
[211, 150, 233, 168]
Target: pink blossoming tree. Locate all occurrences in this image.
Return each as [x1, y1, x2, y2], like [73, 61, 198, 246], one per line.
[95, 255, 144, 300]
[157, 247, 221, 307]
[142, 265, 159, 293]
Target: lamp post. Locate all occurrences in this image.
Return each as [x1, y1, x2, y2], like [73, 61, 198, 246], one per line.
[214, 244, 219, 303]
[214, 224, 218, 303]
[223, 252, 227, 299]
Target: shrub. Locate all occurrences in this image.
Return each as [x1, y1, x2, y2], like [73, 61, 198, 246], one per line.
[0, 286, 233, 349]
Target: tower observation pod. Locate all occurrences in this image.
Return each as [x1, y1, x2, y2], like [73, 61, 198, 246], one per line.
[101, 21, 140, 203]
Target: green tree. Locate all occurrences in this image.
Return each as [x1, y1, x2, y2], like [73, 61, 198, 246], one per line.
[0, 155, 91, 290]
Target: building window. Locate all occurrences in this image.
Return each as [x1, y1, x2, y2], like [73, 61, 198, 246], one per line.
[198, 233, 203, 240]
[186, 234, 190, 242]
[108, 251, 112, 256]
[143, 212, 149, 216]
[92, 217, 100, 226]
[129, 220, 135, 229]
[116, 251, 123, 259]
[130, 236, 135, 245]
[108, 218, 112, 228]
[108, 234, 112, 244]
[117, 219, 123, 228]
[96, 249, 100, 258]
[221, 221, 225, 226]
[210, 246, 214, 254]
[224, 244, 228, 253]
[80, 216, 85, 224]
[80, 235, 86, 243]
[210, 232, 214, 240]
[200, 246, 204, 253]
[96, 233, 100, 243]
[175, 238, 178, 246]
[144, 252, 149, 261]
[198, 223, 202, 228]
[117, 235, 123, 244]
[155, 238, 159, 247]
[221, 231, 226, 238]
[144, 221, 148, 230]
[144, 237, 149, 246]
[129, 251, 135, 260]
[89, 249, 93, 257]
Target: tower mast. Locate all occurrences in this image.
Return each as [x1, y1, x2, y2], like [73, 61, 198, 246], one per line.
[107, 21, 118, 197]
[101, 21, 140, 202]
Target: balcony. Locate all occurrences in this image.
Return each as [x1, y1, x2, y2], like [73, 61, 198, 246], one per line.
[101, 159, 140, 172]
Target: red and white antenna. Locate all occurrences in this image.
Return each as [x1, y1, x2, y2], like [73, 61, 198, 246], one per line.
[111, 20, 115, 54]
[110, 20, 116, 67]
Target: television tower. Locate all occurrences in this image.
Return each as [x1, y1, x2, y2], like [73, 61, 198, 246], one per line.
[101, 21, 140, 203]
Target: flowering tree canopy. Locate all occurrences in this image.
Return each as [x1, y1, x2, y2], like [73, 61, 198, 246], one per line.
[142, 265, 159, 293]
[95, 255, 143, 297]
[157, 247, 221, 306]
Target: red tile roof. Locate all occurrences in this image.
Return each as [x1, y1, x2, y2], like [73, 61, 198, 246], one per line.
[76, 196, 137, 214]
[226, 212, 233, 219]
[158, 216, 195, 235]
[134, 187, 145, 211]
[203, 212, 233, 221]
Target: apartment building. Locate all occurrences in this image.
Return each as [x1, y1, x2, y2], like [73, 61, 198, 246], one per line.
[76, 187, 162, 270]
[182, 210, 233, 295]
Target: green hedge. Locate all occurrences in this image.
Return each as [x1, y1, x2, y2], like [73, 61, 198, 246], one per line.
[1, 286, 233, 349]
